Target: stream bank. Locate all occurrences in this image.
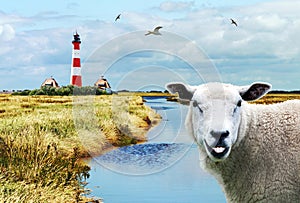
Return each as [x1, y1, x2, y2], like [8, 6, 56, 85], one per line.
[84, 97, 226, 202]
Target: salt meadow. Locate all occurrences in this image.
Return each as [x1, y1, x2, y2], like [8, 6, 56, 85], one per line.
[0, 92, 299, 202]
[0, 94, 160, 202]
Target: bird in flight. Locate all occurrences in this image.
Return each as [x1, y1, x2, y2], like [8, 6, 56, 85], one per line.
[115, 14, 121, 21]
[230, 18, 238, 26]
[145, 26, 163, 36]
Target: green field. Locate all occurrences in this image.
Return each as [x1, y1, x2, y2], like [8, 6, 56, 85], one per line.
[0, 94, 160, 202]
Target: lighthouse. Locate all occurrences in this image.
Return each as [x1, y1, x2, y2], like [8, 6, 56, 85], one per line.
[70, 32, 82, 87]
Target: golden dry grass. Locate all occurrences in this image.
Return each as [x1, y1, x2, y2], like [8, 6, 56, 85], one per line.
[0, 94, 160, 202]
[251, 93, 300, 104]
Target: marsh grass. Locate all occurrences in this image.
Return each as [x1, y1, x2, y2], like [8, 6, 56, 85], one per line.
[0, 125, 89, 202]
[251, 93, 300, 104]
[0, 94, 160, 202]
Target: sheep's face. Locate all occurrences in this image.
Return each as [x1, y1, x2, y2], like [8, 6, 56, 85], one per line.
[190, 86, 242, 161]
[166, 82, 271, 162]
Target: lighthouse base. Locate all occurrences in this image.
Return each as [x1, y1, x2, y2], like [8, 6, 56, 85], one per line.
[71, 75, 82, 87]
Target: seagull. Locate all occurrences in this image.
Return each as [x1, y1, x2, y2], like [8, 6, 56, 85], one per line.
[145, 26, 163, 36]
[115, 14, 121, 21]
[230, 18, 238, 26]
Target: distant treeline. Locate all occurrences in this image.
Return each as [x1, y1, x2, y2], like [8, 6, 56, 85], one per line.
[268, 90, 300, 94]
[11, 85, 112, 96]
[9, 87, 300, 96]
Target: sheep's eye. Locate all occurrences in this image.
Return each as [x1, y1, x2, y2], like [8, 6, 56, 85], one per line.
[233, 100, 242, 114]
[192, 101, 203, 113]
[192, 100, 198, 107]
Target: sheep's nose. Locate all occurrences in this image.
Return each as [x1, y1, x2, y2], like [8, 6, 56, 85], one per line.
[210, 130, 229, 139]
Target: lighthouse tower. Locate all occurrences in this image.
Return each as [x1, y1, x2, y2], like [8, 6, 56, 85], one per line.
[70, 32, 82, 87]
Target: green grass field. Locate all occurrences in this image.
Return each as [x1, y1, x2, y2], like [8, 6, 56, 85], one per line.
[0, 94, 160, 202]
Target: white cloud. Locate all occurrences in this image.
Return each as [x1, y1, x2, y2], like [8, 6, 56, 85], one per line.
[159, 1, 195, 12]
[165, 1, 300, 63]
[254, 14, 288, 31]
[23, 66, 47, 76]
[0, 11, 26, 25]
[0, 24, 15, 41]
[1, 0, 300, 90]
[66, 2, 80, 10]
[238, 0, 300, 17]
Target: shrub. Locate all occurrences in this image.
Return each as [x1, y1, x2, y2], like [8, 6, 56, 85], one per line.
[12, 85, 113, 96]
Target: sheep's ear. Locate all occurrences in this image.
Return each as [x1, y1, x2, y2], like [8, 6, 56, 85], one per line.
[165, 82, 196, 101]
[238, 82, 271, 101]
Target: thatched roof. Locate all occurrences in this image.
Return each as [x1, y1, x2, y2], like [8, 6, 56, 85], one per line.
[41, 77, 59, 88]
[94, 76, 111, 89]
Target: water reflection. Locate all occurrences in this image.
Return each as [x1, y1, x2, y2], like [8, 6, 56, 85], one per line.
[95, 143, 188, 175]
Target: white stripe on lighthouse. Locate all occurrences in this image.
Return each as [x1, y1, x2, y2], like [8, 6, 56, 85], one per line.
[71, 67, 81, 76]
[72, 50, 80, 58]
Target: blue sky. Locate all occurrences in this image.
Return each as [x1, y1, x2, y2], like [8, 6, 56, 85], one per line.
[1, 0, 299, 90]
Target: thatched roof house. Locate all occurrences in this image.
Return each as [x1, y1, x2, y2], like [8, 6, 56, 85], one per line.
[94, 75, 111, 90]
[41, 77, 59, 88]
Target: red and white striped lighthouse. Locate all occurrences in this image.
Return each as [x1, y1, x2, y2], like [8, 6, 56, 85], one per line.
[70, 32, 82, 87]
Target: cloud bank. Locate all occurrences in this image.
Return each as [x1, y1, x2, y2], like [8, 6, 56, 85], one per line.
[0, 0, 299, 90]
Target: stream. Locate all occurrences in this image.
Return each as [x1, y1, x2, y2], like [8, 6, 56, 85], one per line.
[86, 97, 226, 202]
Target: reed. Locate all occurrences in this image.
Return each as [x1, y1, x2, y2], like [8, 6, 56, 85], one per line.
[0, 94, 160, 202]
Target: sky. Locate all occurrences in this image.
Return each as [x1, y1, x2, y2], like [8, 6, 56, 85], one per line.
[1, 0, 300, 91]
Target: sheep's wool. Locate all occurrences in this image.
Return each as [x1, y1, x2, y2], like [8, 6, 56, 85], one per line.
[166, 82, 300, 203]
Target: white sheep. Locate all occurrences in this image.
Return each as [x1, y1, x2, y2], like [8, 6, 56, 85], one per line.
[166, 81, 300, 203]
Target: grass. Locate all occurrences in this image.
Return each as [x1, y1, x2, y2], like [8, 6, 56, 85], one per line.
[251, 93, 300, 104]
[166, 92, 300, 105]
[1, 92, 296, 202]
[0, 94, 160, 202]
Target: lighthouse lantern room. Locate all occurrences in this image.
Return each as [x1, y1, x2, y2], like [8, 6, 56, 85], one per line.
[70, 32, 82, 87]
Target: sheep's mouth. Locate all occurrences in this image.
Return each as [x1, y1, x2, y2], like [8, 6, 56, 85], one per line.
[204, 140, 230, 160]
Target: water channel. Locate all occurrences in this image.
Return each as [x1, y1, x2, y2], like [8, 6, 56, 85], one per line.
[86, 97, 226, 202]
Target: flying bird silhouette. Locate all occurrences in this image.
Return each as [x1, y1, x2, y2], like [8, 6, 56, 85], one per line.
[230, 18, 238, 26]
[115, 14, 121, 21]
[145, 26, 163, 36]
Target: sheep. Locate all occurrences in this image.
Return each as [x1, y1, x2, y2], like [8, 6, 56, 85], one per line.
[166, 81, 300, 203]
